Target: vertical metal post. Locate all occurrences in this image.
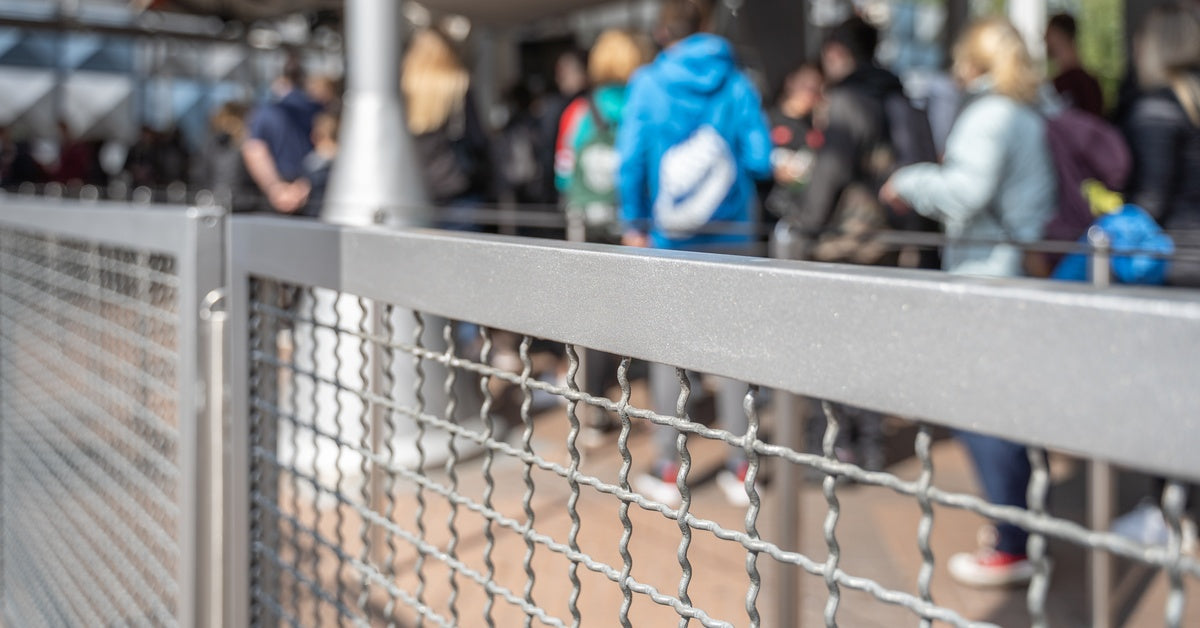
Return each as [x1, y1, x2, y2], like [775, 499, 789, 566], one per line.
[224, 220, 252, 628]
[177, 207, 227, 628]
[769, 240, 803, 626]
[1008, 0, 1048, 62]
[1087, 226, 1115, 628]
[323, 0, 430, 227]
[773, 391, 803, 626]
[199, 289, 227, 628]
[368, 301, 389, 568]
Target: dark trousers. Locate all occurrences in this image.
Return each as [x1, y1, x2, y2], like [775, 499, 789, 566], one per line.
[959, 431, 1031, 556]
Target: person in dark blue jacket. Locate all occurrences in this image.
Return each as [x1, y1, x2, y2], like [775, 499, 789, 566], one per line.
[618, 0, 771, 508]
[243, 56, 324, 214]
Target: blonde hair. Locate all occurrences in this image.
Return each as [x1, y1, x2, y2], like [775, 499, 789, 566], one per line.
[1136, 2, 1200, 126]
[588, 30, 647, 86]
[953, 18, 1041, 104]
[402, 29, 470, 135]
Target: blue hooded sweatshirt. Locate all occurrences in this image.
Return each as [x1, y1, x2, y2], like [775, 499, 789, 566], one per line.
[617, 34, 772, 250]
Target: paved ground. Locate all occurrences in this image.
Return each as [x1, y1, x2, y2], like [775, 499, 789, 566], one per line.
[266, 383, 1200, 627]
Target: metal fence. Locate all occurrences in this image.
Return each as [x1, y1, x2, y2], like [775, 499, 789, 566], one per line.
[2, 199, 1200, 626]
[0, 198, 224, 627]
[225, 215, 1200, 628]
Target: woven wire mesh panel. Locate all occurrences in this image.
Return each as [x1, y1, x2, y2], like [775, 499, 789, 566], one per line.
[246, 276, 1200, 628]
[0, 228, 182, 627]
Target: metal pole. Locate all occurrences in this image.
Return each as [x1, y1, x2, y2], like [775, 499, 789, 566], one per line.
[773, 391, 803, 626]
[1087, 226, 1115, 628]
[316, 0, 481, 481]
[322, 0, 429, 227]
[769, 235, 803, 626]
[199, 288, 227, 628]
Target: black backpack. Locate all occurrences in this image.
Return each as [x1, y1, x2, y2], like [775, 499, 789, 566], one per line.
[883, 91, 938, 168]
[416, 106, 478, 204]
[881, 92, 941, 241]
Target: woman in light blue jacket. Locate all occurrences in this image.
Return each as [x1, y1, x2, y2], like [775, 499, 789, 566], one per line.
[881, 17, 1056, 588]
[882, 25, 1056, 278]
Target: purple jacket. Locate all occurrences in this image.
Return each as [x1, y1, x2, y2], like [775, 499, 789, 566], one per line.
[1043, 108, 1131, 242]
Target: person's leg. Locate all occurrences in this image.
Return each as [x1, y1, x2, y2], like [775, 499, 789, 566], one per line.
[649, 361, 686, 464]
[713, 375, 750, 465]
[713, 376, 752, 506]
[849, 406, 886, 472]
[582, 348, 614, 429]
[958, 431, 1031, 555]
[634, 362, 695, 506]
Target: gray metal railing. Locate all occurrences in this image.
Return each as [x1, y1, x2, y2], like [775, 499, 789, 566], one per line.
[0, 198, 224, 628]
[225, 215, 1200, 627]
[3, 198, 1200, 626]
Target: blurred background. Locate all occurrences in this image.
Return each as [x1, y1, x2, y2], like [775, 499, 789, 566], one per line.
[0, 0, 1134, 200]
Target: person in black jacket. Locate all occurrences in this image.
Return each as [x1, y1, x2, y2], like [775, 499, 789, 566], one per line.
[1123, 2, 1200, 288]
[783, 16, 910, 266]
[1110, 2, 1200, 550]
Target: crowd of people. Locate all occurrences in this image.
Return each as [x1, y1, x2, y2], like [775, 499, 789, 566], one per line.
[4, 0, 1199, 592]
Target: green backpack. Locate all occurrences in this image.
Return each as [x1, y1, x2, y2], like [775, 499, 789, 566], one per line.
[565, 95, 621, 241]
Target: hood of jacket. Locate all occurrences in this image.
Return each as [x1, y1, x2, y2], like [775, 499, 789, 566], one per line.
[653, 34, 739, 100]
[836, 64, 905, 101]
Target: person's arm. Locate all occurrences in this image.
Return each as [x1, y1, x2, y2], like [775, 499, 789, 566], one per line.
[1124, 96, 1183, 222]
[887, 97, 1011, 224]
[617, 75, 652, 243]
[735, 76, 773, 181]
[242, 139, 305, 213]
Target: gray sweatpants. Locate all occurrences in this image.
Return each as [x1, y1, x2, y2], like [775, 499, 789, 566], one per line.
[649, 361, 749, 467]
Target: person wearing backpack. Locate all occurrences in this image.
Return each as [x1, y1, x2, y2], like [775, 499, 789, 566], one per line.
[561, 29, 648, 244]
[617, 0, 771, 508]
[880, 18, 1056, 588]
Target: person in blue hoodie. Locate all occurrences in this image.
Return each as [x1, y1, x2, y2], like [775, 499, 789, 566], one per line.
[618, 0, 771, 508]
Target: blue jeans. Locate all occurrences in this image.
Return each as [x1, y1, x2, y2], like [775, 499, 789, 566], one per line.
[958, 431, 1030, 556]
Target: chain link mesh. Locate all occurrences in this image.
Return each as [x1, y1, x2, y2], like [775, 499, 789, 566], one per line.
[245, 276, 1199, 627]
[0, 228, 182, 627]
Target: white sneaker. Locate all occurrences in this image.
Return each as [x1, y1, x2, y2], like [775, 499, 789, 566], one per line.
[948, 549, 1036, 588]
[633, 464, 681, 508]
[1112, 501, 1198, 551]
[717, 469, 751, 508]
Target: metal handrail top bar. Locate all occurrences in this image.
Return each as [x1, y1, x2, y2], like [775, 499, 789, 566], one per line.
[0, 197, 222, 255]
[231, 214, 1200, 480]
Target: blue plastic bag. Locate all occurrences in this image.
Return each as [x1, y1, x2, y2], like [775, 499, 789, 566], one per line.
[1051, 204, 1174, 285]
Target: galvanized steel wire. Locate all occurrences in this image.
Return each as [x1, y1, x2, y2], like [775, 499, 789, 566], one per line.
[242, 283, 1199, 627]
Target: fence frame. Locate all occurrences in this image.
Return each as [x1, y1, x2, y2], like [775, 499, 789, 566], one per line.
[4, 202, 1199, 625]
[226, 213, 1200, 627]
[0, 197, 225, 628]
[227, 215, 1200, 477]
